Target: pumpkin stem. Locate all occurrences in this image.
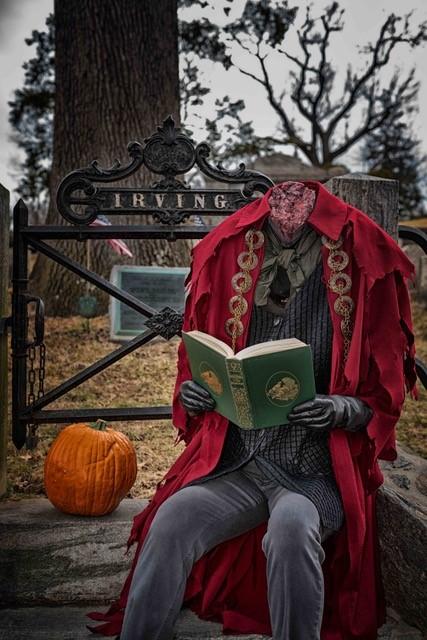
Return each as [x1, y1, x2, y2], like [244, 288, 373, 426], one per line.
[89, 419, 109, 431]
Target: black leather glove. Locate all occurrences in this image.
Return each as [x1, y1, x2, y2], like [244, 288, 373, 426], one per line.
[179, 380, 216, 416]
[287, 394, 373, 432]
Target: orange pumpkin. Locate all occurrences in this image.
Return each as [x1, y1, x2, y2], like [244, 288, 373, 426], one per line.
[44, 420, 137, 516]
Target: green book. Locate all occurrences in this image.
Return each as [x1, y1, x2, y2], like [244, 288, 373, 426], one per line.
[181, 330, 316, 429]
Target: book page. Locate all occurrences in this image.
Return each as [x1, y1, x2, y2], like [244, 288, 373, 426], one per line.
[182, 330, 234, 358]
[235, 337, 307, 360]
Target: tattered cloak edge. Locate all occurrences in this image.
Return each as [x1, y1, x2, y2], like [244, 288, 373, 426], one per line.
[87, 181, 418, 640]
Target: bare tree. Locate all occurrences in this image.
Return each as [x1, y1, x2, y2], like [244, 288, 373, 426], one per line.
[190, 1, 427, 167]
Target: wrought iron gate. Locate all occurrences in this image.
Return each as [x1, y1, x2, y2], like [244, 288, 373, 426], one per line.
[10, 116, 427, 450]
[10, 116, 273, 449]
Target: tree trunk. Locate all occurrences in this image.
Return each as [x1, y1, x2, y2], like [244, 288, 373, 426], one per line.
[30, 0, 191, 315]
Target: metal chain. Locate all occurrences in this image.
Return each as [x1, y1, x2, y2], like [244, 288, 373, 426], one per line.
[26, 341, 46, 449]
[27, 344, 36, 406]
[38, 343, 46, 398]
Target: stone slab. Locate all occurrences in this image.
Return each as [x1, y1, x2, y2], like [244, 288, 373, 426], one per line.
[378, 447, 427, 633]
[0, 607, 422, 640]
[109, 265, 189, 341]
[0, 607, 266, 640]
[327, 172, 399, 239]
[0, 498, 148, 606]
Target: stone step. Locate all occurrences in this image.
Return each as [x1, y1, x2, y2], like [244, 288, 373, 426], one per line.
[0, 498, 148, 606]
[0, 607, 264, 640]
[0, 607, 422, 640]
[1, 445, 426, 636]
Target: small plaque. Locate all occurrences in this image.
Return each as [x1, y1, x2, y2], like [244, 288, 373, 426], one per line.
[109, 265, 189, 341]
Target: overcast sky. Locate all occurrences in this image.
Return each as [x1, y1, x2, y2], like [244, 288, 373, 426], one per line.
[0, 0, 426, 203]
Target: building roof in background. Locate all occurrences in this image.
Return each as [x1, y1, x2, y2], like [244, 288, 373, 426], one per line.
[401, 217, 427, 228]
[248, 153, 348, 183]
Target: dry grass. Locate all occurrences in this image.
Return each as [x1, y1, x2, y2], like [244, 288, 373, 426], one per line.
[3, 297, 427, 502]
[394, 299, 427, 457]
[5, 316, 184, 500]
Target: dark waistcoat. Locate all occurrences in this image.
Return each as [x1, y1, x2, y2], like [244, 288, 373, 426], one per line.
[192, 261, 344, 531]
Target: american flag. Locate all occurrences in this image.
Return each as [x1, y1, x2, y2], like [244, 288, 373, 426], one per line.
[89, 214, 133, 257]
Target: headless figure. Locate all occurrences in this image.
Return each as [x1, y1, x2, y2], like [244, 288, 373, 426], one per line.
[119, 182, 371, 640]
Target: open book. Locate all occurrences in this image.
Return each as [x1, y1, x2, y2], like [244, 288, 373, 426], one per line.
[182, 330, 316, 429]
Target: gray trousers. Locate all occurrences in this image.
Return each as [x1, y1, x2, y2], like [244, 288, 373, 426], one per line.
[120, 459, 334, 640]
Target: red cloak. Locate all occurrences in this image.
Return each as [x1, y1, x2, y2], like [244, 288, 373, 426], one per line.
[88, 181, 418, 639]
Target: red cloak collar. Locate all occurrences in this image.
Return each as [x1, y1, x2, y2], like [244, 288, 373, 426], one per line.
[235, 180, 348, 242]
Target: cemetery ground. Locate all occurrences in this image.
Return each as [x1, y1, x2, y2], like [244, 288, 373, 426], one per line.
[3, 296, 427, 501]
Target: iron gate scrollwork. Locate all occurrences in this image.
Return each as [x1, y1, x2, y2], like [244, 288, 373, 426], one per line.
[11, 116, 274, 449]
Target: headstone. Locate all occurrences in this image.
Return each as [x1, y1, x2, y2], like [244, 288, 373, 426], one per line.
[378, 447, 427, 633]
[109, 265, 190, 341]
[401, 242, 425, 294]
[419, 254, 427, 286]
[327, 173, 399, 239]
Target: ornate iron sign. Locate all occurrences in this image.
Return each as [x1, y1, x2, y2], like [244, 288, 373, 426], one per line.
[57, 115, 274, 225]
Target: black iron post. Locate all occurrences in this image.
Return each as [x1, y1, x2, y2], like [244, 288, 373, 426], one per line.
[0, 184, 10, 493]
[11, 200, 29, 449]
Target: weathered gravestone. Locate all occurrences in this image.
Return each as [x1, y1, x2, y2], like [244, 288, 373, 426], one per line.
[109, 265, 189, 341]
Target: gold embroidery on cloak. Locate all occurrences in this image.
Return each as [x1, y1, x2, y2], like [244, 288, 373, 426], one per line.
[225, 229, 265, 353]
[321, 235, 354, 362]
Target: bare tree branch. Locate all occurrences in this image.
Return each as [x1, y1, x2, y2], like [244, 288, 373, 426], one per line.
[228, 10, 316, 162]
[325, 13, 427, 140]
[187, 1, 427, 168]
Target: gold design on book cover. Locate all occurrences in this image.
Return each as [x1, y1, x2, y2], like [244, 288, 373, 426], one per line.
[199, 362, 223, 396]
[225, 228, 265, 353]
[226, 360, 253, 429]
[266, 371, 300, 406]
[321, 234, 354, 362]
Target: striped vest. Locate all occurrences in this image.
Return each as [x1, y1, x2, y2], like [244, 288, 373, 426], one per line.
[197, 261, 344, 530]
